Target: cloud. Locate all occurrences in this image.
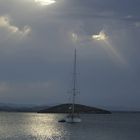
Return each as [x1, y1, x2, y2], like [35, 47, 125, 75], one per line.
[0, 81, 52, 92]
[34, 0, 56, 6]
[0, 82, 10, 93]
[0, 0, 140, 109]
[134, 22, 140, 27]
[71, 32, 78, 42]
[0, 80, 64, 104]
[0, 15, 31, 39]
[92, 30, 108, 41]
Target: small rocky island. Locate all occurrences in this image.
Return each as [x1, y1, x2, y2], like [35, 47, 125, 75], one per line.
[38, 103, 111, 114]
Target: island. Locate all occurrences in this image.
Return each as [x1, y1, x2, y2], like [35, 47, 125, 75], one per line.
[38, 103, 111, 114]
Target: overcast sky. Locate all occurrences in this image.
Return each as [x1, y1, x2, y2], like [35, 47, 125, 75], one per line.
[0, 0, 140, 110]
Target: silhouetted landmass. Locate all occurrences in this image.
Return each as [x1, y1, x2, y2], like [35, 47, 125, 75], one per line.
[0, 103, 49, 112]
[0, 103, 139, 113]
[112, 111, 140, 113]
[38, 103, 111, 114]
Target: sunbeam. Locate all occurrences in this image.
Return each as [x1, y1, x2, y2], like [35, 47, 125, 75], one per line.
[92, 30, 127, 65]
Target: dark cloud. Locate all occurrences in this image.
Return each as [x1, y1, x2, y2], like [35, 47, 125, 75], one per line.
[0, 0, 140, 110]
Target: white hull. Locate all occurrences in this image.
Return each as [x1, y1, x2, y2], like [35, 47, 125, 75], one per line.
[65, 117, 82, 123]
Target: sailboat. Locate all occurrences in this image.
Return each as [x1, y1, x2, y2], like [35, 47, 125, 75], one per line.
[59, 48, 82, 123]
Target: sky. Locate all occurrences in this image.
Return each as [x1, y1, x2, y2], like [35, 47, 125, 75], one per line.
[0, 0, 140, 110]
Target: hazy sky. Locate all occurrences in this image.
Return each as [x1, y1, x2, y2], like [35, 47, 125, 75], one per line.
[0, 0, 140, 110]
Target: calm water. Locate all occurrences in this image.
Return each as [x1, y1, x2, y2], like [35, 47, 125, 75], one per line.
[0, 112, 140, 140]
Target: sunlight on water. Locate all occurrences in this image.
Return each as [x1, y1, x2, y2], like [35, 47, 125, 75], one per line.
[26, 114, 66, 139]
[0, 112, 140, 140]
[0, 113, 69, 140]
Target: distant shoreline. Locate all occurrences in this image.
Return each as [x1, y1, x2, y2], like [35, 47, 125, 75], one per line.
[0, 103, 139, 113]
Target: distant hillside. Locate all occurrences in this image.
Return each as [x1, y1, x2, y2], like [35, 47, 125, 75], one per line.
[38, 103, 111, 114]
[0, 103, 49, 112]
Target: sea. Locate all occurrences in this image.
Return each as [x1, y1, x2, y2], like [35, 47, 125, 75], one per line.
[0, 112, 140, 140]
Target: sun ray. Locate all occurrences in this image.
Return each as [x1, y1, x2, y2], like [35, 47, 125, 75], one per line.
[103, 40, 126, 65]
[92, 30, 126, 65]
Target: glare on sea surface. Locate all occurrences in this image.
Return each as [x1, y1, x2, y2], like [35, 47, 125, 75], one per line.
[35, 0, 56, 6]
[24, 114, 66, 139]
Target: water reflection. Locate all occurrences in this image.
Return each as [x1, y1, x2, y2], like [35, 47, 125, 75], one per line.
[0, 113, 140, 140]
[0, 113, 69, 140]
[25, 114, 68, 139]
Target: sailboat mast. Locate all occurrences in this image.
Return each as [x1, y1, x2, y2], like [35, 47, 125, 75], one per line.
[72, 48, 77, 116]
